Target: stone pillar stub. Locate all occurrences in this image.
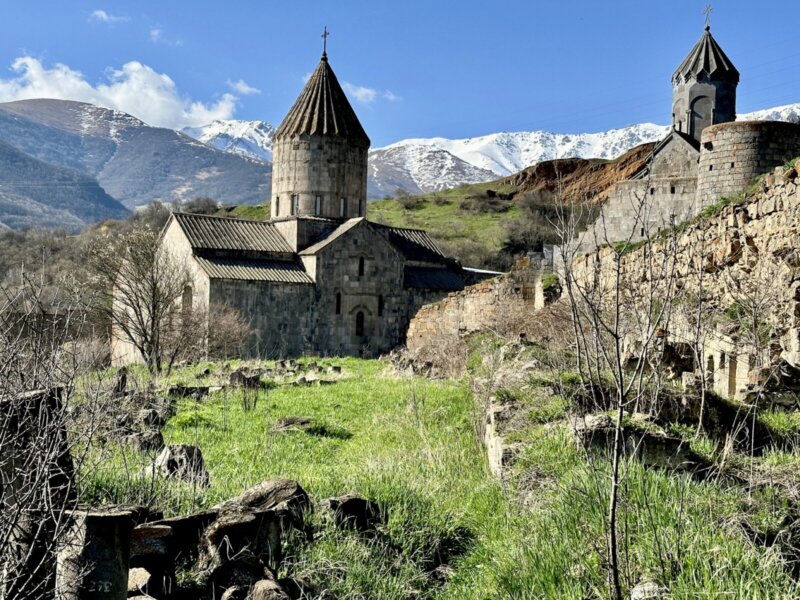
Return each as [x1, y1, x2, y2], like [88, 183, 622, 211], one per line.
[55, 507, 134, 600]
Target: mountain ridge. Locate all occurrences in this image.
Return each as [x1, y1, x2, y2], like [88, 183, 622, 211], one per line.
[0, 99, 272, 211]
[184, 102, 800, 198]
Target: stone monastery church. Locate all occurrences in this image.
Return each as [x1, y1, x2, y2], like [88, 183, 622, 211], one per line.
[583, 24, 800, 248]
[113, 47, 495, 363]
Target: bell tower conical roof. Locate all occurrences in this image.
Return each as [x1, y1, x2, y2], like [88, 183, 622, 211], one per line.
[274, 54, 370, 148]
[672, 26, 739, 85]
[671, 24, 739, 142]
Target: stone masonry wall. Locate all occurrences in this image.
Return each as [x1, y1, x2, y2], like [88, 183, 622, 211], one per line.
[271, 135, 368, 220]
[590, 176, 698, 249]
[697, 121, 800, 208]
[407, 256, 548, 353]
[572, 164, 800, 399]
[111, 219, 211, 366]
[308, 221, 407, 357]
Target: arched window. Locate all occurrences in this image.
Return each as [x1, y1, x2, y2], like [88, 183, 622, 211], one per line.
[335, 292, 342, 315]
[378, 294, 384, 317]
[355, 311, 365, 337]
[315, 195, 322, 215]
[340, 197, 346, 218]
[291, 194, 298, 215]
[358, 257, 365, 277]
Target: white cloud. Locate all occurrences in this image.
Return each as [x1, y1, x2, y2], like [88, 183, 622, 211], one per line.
[89, 9, 127, 24]
[148, 27, 182, 46]
[227, 79, 260, 95]
[343, 81, 400, 104]
[0, 56, 237, 129]
[343, 82, 377, 104]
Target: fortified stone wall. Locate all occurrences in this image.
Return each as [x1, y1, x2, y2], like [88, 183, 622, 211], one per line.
[587, 176, 698, 249]
[572, 164, 800, 399]
[407, 256, 550, 353]
[271, 135, 368, 220]
[697, 121, 800, 207]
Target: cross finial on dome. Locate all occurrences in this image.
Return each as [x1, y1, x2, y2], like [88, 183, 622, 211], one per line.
[321, 26, 330, 60]
[704, 4, 713, 30]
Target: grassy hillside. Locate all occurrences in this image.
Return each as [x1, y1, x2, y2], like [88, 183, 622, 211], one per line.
[79, 355, 800, 598]
[370, 184, 521, 268]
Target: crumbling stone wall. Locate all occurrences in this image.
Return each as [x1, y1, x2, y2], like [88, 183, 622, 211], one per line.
[407, 256, 550, 353]
[697, 121, 800, 207]
[572, 164, 800, 399]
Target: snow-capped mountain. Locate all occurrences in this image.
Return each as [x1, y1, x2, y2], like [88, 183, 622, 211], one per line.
[738, 103, 800, 125]
[381, 124, 671, 179]
[182, 120, 276, 161]
[184, 102, 800, 199]
[367, 145, 499, 198]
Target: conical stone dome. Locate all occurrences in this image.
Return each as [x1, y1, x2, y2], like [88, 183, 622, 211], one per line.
[270, 53, 370, 223]
[275, 55, 370, 147]
[673, 26, 739, 85]
[671, 26, 738, 142]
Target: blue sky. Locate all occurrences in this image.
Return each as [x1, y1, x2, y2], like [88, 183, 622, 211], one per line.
[0, 1, 798, 146]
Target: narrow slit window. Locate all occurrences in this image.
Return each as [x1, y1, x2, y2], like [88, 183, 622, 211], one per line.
[340, 198, 346, 218]
[182, 285, 193, 317]
[275, 196, 280, 215]
[315, 195, 322, 215]
[670, 186, 676, 194]
[335, 293, 341, 315]
[355, 311, 365, 337]
[378, 295, 384, 317]
[291, 194, 298, 215]
[358, 257, 365, 277]
[709, 165, 713, 171]
[730, 162, 735, 169]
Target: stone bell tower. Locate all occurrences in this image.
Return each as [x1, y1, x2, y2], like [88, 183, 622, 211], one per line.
[671, 24, 739, 144]
[270, 32, 371, 221]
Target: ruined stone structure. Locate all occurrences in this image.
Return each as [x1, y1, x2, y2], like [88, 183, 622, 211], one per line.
[576, 25, 800, 250]
[112, 50, 496, 364]
[572, 163, 800, 401]
[406, 254, 553, 354]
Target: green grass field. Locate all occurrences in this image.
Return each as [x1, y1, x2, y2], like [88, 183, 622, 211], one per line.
[80, 357, 800, 599]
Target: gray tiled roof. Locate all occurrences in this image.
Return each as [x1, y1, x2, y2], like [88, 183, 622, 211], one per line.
[173, 213, 294, 254]
[673, 27, 739, 84]
[274, 56, 370, 147]
[195, 256, 312, 284]
[404, 266, 465, 291]
[374, 224, 448, 263]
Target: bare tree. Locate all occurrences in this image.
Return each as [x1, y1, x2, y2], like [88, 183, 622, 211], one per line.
[88, 225, 194, 375]
[554, 166, 680, 599]
[0, 273, 109, 599]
